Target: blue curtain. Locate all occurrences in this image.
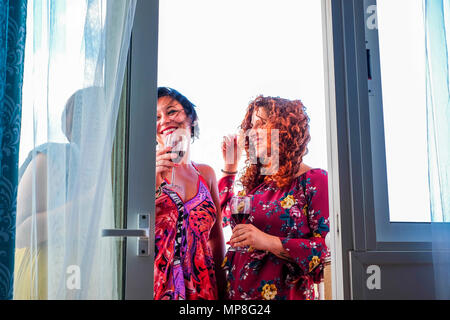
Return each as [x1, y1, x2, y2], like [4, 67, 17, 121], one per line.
[424, 0, 450, 299]
[0, 0, 27, 300]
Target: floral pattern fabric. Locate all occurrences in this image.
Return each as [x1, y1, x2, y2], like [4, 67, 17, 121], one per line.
[219, 169, 330, 300]
[154, 168, 218, 300]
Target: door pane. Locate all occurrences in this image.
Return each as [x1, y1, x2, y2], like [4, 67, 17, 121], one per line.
[376, 0, 431, 222]
[15, 0, 134, 299]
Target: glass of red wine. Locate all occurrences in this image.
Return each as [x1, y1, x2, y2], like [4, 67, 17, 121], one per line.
[164, 130, 189, 197]
[229, 195, 252, 252]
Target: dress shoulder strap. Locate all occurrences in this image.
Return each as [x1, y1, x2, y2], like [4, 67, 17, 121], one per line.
[191, 162, 210, 191]
[191, 162, 201, 175]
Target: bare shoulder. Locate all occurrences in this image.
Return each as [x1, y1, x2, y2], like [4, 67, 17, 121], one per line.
[194, 163, 221, 209]
[18, 152, 48, 199]
[194, 163, 217, 181]
[194, 163, 218, 191]
[35, 152, 48, 166]
[23, 153, 48, 177]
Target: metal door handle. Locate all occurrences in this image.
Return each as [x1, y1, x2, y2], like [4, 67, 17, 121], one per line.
[102, 214, 150, 256]
[102, 229, 148, 237]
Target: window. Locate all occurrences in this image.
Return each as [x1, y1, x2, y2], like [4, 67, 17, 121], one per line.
[363, 0, 434, 243]
[324, 0, 440, 300]
[377, 0, 431, 223]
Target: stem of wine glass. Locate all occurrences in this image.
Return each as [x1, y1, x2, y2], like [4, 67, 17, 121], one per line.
[171, 165, 176, 186]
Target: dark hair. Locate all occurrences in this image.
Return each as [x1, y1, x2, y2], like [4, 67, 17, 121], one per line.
[157, 87, 199, 140]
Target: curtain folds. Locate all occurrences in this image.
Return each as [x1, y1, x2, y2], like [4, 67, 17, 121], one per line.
[424, 0, 450, 300]
[0, 0, 27, 300]
[14, 0, 135, 299]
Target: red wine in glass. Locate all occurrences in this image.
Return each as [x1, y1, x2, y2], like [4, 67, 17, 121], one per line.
[164, 131, 189, 190]
[231, 212, 250, 225]
[229, 196, 251, 252]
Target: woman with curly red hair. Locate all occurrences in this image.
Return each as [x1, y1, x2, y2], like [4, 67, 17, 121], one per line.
[219, 96, 330, 300]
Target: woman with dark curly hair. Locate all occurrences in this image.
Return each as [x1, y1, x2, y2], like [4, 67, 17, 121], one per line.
[219, 95, 330, 300]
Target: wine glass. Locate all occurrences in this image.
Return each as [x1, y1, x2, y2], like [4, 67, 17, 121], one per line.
[164, 129, 189, 196]
[229, 195, 252, 252]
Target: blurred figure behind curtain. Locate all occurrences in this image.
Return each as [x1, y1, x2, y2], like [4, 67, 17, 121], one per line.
[13, 0, 136, 300]
[14, 87, 98, 299]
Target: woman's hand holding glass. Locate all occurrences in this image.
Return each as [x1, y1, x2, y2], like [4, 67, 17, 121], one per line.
[155, 146, 178, 188]
[228, 195, 251, 252]
[228, 195, 281, 254]
[155, 129, 191, 201]
[222, 133, 243, 174]
[229, 223, 277, 253]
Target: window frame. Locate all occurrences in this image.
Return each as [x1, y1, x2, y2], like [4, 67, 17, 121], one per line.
[364, 0, 436, 249]
[323, 0, 439, 300]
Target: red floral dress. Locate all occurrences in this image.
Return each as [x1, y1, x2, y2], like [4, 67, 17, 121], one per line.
[154, 165, 218, 300]
[219, 169, 330, 300]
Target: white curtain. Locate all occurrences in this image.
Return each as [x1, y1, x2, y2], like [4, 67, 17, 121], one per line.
[14, 0, 136, 299]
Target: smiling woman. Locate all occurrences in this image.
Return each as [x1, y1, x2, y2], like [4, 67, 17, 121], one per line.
[218, 96, 330, 300]
[154, 87, 226, 300]
[156, 87, 199, 142]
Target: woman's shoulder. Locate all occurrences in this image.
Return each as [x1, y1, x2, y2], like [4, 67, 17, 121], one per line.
[305, 168, 328, 177]
[193, 163, 216, 179]
[297, 168, 328, 187]
[192, 162, 218, 189]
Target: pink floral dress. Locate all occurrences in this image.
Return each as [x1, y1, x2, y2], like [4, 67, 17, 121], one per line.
[219, 169, 330, 300]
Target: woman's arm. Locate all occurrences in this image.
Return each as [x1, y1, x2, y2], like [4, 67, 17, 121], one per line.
[217, 175, 236, 227]
[16, 153, 48, 227]
[277, 171, 330, 279]
[15, 153, 49, 249]
[219, 134, 242, 227]
[15, 211, 49, 249]
[198, 164, 227, 299]
[229, 224, 294, 261]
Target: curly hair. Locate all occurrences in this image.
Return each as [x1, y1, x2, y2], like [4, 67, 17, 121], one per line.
[239, 95, 311, 192]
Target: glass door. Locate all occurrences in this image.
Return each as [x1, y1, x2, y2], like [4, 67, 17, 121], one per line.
[14, 0, 157, 300]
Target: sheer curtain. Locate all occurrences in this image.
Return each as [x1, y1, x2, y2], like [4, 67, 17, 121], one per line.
[424, 0, 450, 300]
[14, 0, 136, 299]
